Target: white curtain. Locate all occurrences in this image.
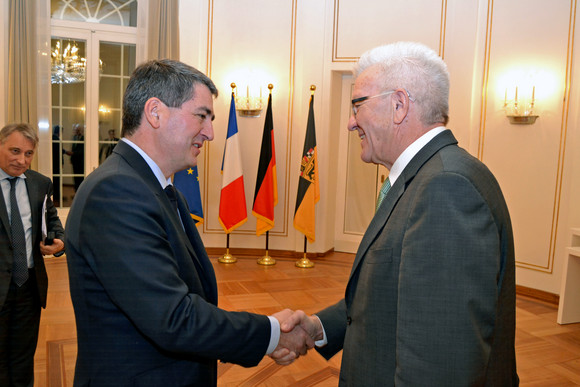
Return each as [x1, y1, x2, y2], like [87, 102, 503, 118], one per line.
[7, 0, 37, 125]
[148, 0, 180, 60]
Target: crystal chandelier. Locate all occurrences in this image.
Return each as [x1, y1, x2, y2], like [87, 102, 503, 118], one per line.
[51, 41, 101, 84]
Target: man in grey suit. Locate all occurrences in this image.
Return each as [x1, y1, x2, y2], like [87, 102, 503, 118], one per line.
[279, 42, 519, 385]
[0, 123, 65, 386]
[65, 59, 311, 386]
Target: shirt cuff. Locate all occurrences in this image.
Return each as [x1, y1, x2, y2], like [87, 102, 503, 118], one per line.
[313, 315, 328, 347]
[266, 315, 280, 355]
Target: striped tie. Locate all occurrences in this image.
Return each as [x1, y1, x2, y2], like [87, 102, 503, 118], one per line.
[9, 178, 29, 286]
[375, 177, 391, 212]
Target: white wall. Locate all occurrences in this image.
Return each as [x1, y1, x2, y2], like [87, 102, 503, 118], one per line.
[178, 0, 580, 296]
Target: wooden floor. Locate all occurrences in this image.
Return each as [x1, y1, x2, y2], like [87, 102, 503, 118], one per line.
[34, 252, 580, 386]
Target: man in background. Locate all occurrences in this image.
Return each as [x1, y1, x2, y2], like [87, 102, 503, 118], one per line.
[280, 42, 519, 385]
[0, 123, 65, 387]
[69, 123, 84, 192]
[65, 59, 311, 386]
[99, 129, 119, 163]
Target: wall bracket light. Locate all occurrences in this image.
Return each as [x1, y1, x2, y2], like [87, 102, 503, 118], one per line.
[232, 82, 272, 117]
[504, 86, 538, 125]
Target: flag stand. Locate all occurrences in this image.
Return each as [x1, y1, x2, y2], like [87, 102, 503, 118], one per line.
[296, 236, 314, 268]
[257, 231, 276, 265]
[219, 233, 237, 263]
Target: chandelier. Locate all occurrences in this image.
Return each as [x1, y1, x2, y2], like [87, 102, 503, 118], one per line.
[51, 41, 102, 84]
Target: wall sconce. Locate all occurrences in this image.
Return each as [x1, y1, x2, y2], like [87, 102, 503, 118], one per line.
[504, 86, 538, 124]
[232, 82, 272, 117]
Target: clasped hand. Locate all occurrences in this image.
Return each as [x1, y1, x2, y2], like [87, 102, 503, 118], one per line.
[269, 309, 322, 365]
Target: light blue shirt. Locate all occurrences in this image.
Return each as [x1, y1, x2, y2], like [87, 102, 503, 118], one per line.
[120, 138, 280, 354]
[0, 169, 33, 268]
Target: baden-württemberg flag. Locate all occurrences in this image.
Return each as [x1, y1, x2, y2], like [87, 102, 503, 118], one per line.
[174, 166, 203, 224]
[293, 94, 319, 242]
[252, 92, 277, 236]
[219, 93, 248, 233]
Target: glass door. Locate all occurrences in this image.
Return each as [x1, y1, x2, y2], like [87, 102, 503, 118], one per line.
[50, 29, 137, 208]
[48, 0, 142, 209]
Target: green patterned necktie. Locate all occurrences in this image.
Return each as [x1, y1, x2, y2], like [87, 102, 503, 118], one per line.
[375, 177, 391, 212]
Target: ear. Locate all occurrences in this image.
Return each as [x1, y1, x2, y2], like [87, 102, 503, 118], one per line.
[391, 89, 410, 125]
[144, 98, 162, 128]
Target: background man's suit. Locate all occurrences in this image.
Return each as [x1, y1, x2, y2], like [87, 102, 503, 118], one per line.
[0, 170, 64, 385]
[316, 130, 518, 386]
[65, 141, 271, 386]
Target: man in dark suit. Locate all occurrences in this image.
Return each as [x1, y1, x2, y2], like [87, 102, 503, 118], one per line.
[0, 123, 65, 387]
[279, 42, 519, 385]
[69, 123, 85, 192]
[65, 59, 311, 386]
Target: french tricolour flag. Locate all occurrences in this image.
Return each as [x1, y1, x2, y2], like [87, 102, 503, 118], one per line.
[219, 93, 248, 233]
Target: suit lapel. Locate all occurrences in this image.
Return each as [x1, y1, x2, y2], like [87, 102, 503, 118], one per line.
[347, 130, 459, 284]
[114, 142, 218, 303]
[175, 193, 218, 304]
[24, 172, 41, 243]
[0, 173, 42, 242]
[0, 182, 10, 238]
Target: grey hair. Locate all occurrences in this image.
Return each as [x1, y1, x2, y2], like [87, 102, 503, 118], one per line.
[121, 59, 218, 137]
[0, 123, 39, 147]
[354, 42, 449, 126]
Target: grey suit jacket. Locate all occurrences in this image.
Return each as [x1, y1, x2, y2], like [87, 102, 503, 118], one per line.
[65, 141, 271, 386]
[0, 170, 64, 309]
[317, 130, 518, 386]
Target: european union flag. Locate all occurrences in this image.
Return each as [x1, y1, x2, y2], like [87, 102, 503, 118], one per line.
[174, 166, 203, 224]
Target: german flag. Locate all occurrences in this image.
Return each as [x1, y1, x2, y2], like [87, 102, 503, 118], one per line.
[252, 92, 277, 236]
[293, 94, 319, 242]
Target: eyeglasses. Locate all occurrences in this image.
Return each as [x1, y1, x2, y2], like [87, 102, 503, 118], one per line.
[351, 89, 415, 117]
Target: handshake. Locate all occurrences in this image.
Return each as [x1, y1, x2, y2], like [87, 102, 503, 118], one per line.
[269, 309, 324, 365]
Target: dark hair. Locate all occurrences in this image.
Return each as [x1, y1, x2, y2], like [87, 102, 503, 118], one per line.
[0, 123, 39, 147]
[121, 59, 218, 137]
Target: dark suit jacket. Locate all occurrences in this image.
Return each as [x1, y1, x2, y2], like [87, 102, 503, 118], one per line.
[65, 141, 271, 386]
[0, 170, 64, 309]
[316, 130, 519, 386]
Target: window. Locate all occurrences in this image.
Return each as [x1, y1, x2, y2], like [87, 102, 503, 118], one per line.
[50, 0, 141, 208]
[51, 0, 138, 27]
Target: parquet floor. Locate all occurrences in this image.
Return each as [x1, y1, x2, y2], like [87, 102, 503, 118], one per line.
[33, 252, 580, 386]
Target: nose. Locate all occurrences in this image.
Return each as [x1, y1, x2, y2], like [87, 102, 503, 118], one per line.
[347, 114, 358, 131]
[203, 121, 214, 142]
[15, 152, 27, 165]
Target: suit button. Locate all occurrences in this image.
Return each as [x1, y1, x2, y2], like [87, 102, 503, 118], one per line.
[346, 316, 352, 325]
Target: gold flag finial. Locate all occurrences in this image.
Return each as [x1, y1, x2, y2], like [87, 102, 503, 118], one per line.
[310, 85, 316, 95]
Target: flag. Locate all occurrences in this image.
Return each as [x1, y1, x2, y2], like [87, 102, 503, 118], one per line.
[219, 93, 248, 233]
[252, 92, 277, 236]
[293, 94, 320, 242]
[174, 166, 203, 224]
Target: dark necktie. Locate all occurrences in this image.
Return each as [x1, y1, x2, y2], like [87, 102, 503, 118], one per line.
[9, 178, 28, 286]
[164, 184, 178, 215]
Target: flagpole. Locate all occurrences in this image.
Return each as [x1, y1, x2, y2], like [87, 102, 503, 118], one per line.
[257, 231, 276, 265]
[294, 85, 318, 268]
[219, 233, 237, 263]
[296, 236, 314, 268]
